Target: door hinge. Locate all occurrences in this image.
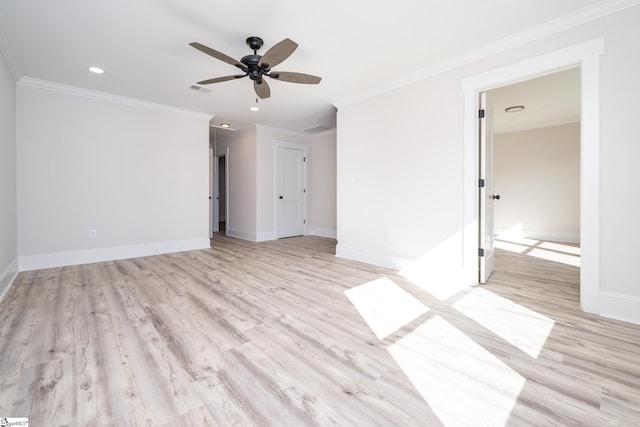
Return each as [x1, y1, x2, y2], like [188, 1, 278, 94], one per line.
[303, 219, 306, 224]
[303, 157, 306, 162]
[478, 179, 485, 188]
[479, 109, 485, 119]
[303, 188, 306, 193]
[478, 248, 485, 257]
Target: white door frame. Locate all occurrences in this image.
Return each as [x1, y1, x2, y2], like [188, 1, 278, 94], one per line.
[462, 37, 604, 314]
[212, 155, 220, 233]
[273, 140, 308, 238]
[225, 146, 230, 236]
[209, 148, 214, 238]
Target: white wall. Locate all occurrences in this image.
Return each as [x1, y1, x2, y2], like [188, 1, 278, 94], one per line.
[216, 124, 336, 242]
[494, 123, 580, 242]
[308, 129, 337, 238]
[0, 49, 17, 299]
[17, 81, 211, 270]
[216, 127, 257, 241]
[336, 6, 640, 319]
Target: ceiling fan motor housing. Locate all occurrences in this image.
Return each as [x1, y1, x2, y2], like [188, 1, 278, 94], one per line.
[241, 54, 267, 81]
[246, 36, 264, 52]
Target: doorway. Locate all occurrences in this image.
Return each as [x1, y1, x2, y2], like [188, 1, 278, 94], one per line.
[218, 155, 227, 234]
[462, 38, 604, 314]
[210, 148, 228, 241]
[275, 142, 307, 238]
[480, 68, 581, 284]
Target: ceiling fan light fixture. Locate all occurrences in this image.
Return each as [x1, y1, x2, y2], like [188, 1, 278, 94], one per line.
[250, 98, 259, 111]
[505, 105, 525, 113]
[89, 67, 104, 74]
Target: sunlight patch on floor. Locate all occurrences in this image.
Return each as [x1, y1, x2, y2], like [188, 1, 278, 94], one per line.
[494, 239, 529, 253]
[453, 287, 555, 358]
[344, 277, 429, 340]
[399, 230, 470, 301]
[495, 223, 539, 246]
[528, 248, 580, 267]
[496, 224, 580, 267]
[388, 315, 525, 426]
[538, 241, 580, 255]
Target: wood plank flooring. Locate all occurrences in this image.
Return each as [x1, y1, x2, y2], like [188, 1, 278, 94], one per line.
[1, 235, 639, 426]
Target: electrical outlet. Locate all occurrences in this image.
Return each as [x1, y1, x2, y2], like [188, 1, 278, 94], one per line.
[89, 229, 97, 239]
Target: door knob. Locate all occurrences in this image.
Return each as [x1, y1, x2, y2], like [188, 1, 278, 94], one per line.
[492, 194, 501, 200]
[279, 196, 283, 199]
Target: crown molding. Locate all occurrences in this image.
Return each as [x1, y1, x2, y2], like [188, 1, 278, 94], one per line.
[18, 77, 213, 120]
[334, 0, 640, 108]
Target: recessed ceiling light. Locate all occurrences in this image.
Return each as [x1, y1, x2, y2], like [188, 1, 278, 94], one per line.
[89, 67, 104, 74]
[505, 105, 524, 113]
[220, 123, 231, 128]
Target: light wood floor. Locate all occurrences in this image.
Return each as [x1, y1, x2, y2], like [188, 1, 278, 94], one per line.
[1, 235, 639, 426]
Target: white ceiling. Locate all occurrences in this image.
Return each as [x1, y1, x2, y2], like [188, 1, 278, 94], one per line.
[0, 0, 620, 133]
[491, 67, 581, 134]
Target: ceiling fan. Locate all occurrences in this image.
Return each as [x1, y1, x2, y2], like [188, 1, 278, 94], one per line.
[189, 36, 322, 99]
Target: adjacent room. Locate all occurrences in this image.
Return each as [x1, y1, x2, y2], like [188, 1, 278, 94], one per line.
[1, 1, 640, 425]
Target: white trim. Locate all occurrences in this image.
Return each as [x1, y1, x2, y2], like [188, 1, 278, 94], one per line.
[0, 258, 19, 302]
[600, 292, 640, 325]
[256, 231, 277, 242]
[226, 228, 257, 242]
[18, 239, 210, 271]
[462, 37, 604, 314]
[336, 244, 414, 270]
[334, 1, 637, 108]
[308, 227, 337, 239]
[494, 229, 580, 244]
[18, 77, 213, 120]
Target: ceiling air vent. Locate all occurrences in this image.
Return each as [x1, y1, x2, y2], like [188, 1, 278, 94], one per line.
[189, 84, 213, 94]
[303, 125, 333, 134]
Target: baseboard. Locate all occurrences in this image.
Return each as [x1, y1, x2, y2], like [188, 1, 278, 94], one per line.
[307, 227, 337, 239]
[18, 238, 211, 271]
[599, 291, 640, 326]
[256, 231, 277, 242]
[226, 228, 257, 242]
[0, 258, 19, 302]
[335, 244, 414, 270]
[495, 228, 580, 244]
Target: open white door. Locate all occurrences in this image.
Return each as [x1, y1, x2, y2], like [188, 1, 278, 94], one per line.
[479, 91, 496, 283]
[277, 146, 306, 238]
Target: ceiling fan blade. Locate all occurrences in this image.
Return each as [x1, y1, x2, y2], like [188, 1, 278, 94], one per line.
[197, 75, 246, 85]
[254, 79, 271, 99]
[258, 38, 298, 69]
[189, 42, 245, 70]
[269, 72, 322, 84]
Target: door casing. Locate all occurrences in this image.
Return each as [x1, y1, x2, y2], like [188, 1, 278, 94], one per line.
[462, 37, 603, 313]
